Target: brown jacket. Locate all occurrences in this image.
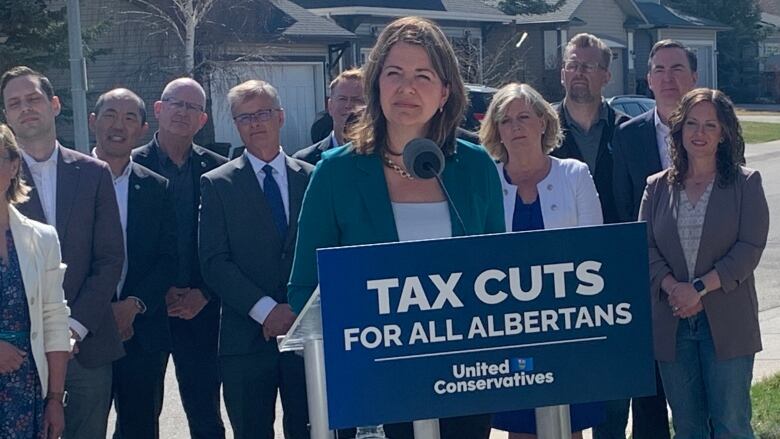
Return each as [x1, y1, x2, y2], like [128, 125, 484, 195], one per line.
[639, 167, 769, 361]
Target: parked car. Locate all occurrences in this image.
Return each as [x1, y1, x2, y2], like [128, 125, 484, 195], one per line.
[463, 84, 498, 132]
[607, 95, 655, 118]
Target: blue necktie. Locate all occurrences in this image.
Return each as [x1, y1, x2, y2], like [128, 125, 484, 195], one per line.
[262, 164, 287, 241]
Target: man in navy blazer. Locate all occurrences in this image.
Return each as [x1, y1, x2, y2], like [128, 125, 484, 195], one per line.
[601, 40, 699, 439]
[91, 88, 177, 439]
[1, 66, 125, 439]
[132, 78, 227, 439]
[293, 68, 364, 165]
[200, 80, 312, 439]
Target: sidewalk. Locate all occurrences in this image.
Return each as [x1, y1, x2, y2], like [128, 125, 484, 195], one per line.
[489, 306, 780, 439]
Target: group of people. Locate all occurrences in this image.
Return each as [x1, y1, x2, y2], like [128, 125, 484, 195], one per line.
[0, 14, 768, 439]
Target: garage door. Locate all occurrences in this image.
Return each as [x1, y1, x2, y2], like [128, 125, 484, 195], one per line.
[210, 62, 326, 155]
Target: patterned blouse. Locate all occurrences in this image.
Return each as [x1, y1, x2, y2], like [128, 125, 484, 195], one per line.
[676, 182, 714, 281]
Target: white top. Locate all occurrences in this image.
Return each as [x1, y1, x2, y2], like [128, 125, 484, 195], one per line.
[677, 182, 714, 281]
[495, 157, 603, 230]
[20, 144, 59, 227]
[10, 205, 70, 396]
[654, 109, 672, 169]
[91, 151, 132, 298]
[391, 201, 452, 242]
[246, 148, 290, 324]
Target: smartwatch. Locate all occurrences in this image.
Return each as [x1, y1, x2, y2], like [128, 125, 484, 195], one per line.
[692, 278, 708, 297]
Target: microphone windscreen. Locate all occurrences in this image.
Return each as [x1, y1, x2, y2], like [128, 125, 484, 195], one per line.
[402, 138, 444, 179]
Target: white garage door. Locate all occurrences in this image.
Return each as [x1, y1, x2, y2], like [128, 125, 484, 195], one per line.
[210, 62, 325, 155]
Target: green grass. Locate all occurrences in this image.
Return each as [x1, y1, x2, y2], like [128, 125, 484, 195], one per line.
[742, 121, 780, 144]
[752, 372, 780, 438]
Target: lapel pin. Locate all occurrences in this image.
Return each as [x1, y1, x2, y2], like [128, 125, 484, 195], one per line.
[201, 161, 207, 168]
[134, 184, 141, 190]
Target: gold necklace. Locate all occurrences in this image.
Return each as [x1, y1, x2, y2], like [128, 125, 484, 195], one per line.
[382, 152, 414, 180]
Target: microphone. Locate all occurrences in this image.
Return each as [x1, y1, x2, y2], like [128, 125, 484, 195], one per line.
[402, 138, 467, 234]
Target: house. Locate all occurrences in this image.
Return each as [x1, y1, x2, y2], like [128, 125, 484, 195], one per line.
[510, 0, 728, 101]
[757, 12, 780, 101]
[54, 0, 355, 153]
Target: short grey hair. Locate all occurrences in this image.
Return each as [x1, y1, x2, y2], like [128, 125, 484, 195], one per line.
[227, 80, 282, 115]
[160, 77, 206, 105]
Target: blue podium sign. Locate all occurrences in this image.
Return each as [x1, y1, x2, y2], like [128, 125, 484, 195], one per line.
[317, 223, 655, 429]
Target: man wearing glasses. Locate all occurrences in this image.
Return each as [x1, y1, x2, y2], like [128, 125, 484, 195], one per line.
[199, 80, 313, 439]
[133, 77, 227, 439]
[294, 68, 364, 165]
[552, 33, 629, 224]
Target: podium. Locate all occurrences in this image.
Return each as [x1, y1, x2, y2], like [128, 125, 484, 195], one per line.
[280, 223, 656, 439]
[279, 288, 334, 439]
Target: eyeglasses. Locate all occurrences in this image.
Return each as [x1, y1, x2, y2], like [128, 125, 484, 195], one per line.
[161, 97, 204, 113]
[563, 61, 605, 74]
[233, 109, 282, 125]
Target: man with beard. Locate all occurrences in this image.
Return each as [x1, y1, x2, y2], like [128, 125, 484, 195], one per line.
[552, 33, 628, 224]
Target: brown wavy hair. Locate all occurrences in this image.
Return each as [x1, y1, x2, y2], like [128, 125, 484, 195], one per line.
[668, 88, 744, 188]
[348, 16, 467, 156]
[0, 124, 31, 204]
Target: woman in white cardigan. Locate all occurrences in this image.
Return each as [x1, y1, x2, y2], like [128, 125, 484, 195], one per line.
[0, 124, 69, 438]
[480, 83, 602, 439]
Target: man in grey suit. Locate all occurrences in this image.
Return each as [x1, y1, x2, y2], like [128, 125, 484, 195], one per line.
[200, 79, 313, 439]
[1, 66, 125, 439]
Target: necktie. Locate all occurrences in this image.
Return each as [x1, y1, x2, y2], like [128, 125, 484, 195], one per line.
[262, 164, 287, 241]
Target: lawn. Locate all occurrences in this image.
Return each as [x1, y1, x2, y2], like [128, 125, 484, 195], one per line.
[742, 121, 780, 144]
[752, 372, 780, 439]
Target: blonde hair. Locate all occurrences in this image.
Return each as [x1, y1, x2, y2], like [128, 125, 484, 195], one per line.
[329, 68, 364, 93]
[479, 83, 562, 163]
[227, 80, 281, 115]
[349, 16, 467, 156]
[0, 124, 30, 204]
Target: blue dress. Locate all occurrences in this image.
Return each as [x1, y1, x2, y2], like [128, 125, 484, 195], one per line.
[0, 231, 44, 438]
[492, 174, 605, 434]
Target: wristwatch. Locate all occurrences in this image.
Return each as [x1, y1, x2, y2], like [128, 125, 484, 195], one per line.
[692, 278, 708, 297]
[46, 391, 68, 407]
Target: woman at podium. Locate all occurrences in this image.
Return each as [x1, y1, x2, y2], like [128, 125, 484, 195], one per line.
[479, 83, 604, 438]
[640, 88, 768, 438]
[288, 15, 504, 439]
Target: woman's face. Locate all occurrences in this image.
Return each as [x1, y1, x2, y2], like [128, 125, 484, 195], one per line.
[0, 147, 19, 200]
[379, 42, 449, 138]
[682, 101, 723, 162]
[497, 98, 546, 156]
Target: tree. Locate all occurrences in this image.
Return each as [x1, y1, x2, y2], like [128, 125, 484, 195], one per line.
[0, 0, 108, 75]
[662, 0, 767, 101]
[496, 0, 566, 15]
[122, 0, 278, 76]
[123, 0, 219, 75]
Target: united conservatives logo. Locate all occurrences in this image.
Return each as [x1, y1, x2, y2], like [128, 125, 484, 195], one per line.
[433, 357, 554, 395]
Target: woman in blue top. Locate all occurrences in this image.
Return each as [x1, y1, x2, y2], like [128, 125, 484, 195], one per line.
[480, 83, 603, 438]
[288, 16, 504, 439]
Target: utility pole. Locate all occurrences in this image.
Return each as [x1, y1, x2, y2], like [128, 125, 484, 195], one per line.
[66, 0, 89, 153]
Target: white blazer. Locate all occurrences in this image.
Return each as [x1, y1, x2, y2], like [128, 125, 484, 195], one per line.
[9, 205, 70, 396]
[496, 157, 603, 231]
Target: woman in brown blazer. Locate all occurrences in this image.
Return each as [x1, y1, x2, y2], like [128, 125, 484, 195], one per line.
[639, 88, 769, 439]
